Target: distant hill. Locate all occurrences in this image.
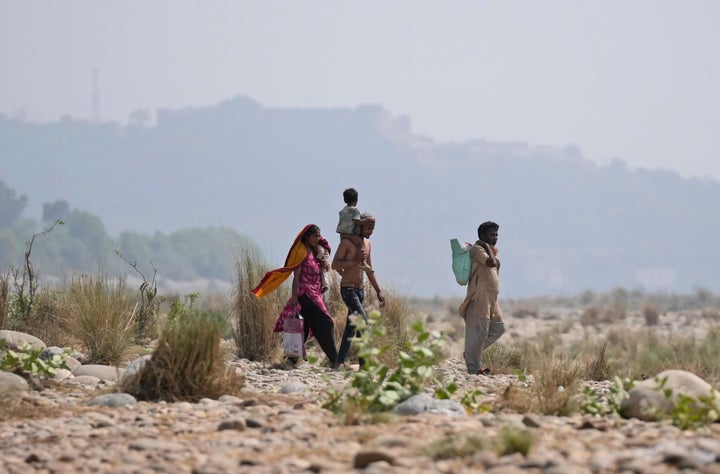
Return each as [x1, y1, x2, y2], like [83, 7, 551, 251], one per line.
[2, 96, 719, 298]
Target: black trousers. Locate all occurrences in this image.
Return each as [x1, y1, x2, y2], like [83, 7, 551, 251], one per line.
[298, 294, 338, 363]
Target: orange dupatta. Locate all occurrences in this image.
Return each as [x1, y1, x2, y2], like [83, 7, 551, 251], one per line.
[251, 224, 313, 298]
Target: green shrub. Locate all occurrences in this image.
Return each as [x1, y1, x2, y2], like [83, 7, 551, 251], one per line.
[323, 312, 456, 420]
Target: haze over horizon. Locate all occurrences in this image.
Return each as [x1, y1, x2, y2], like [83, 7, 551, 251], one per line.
[2, 1, 719, 182]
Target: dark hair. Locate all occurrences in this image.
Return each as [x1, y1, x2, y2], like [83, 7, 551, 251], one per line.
[343, 188, 358, 205]
[477, 221, 499, 240]
[301, 225, 320, 243]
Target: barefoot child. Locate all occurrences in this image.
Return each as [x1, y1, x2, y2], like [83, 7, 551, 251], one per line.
[336, 188, 373, 273]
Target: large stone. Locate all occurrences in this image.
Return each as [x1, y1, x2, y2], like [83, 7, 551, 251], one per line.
[121, 354, 152, 383]
[52, 368, 74, 382]
[393, 393, 467, 417]
[0, 370, 30, 396]
[73, 364, 125, 382]
[66, 375, 101, 386]
[279, 381, 308, 394]
[620, 369, 720, 421]
[0, 330, 46, 351]
[87, 393, 137, 407]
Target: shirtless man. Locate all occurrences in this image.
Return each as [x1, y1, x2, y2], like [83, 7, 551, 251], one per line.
[331, 212, 385, 367]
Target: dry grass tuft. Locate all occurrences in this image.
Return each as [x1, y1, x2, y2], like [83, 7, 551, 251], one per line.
[582, 339, 615, 381]
[580, 304, 626, 326]
[483, 341, 530, 375]
[495, 351, 583, 416]
[122, 312, 244, 402]
[423, 433, 493, 460]
[372, 288, 410, 366]
[0, 394, 66, 422]
[531, 353, 583, 415]
[59, 275, 135, 365]
[323, 272, 347, 342]
[642, 303, 660, 326]
[22, 289, 74, 348]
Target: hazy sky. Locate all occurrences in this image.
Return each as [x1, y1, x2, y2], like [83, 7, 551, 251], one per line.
[2, 1, 719, 181]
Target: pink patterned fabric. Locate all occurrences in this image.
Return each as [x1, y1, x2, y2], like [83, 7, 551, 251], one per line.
[273, 252, 329, 332]
[297, 252, 327, 310]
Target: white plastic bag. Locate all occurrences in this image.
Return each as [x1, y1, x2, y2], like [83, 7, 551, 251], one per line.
[282, 313, 305, 358]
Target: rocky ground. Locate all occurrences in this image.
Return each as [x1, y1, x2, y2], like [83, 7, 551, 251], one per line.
[2, 354, 720, 473]
[2, 305, 720, 473]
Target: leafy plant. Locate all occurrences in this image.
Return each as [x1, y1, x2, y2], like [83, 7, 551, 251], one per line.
[670, 392, 720, 430]
[651, 376, 720, 430]
[0, 342, 69, 378]
[459, 389, 489, 414]
[323, 311, 456, 418]
[581, 376, 633, 416]
[167, 292, 199, 322]
[498, 426, 534, 456]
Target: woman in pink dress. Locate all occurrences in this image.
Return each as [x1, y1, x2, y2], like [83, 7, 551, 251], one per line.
[270, 224, 338, 367]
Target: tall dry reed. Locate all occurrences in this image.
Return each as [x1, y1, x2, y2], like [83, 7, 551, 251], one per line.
[0, 274, 8, 330]
[60, 275, 135, 365]
[24, 289, 74, 348]
[231, 248, 284, 361]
